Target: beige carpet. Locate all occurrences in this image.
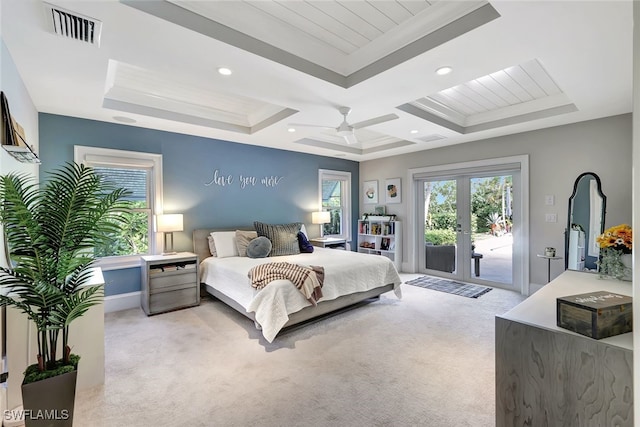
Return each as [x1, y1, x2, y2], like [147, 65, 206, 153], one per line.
[73, 274, 525, 427]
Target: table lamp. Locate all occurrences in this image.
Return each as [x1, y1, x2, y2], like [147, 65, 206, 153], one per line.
[155, 213, 183, 255]
[312, 211, 331, 240]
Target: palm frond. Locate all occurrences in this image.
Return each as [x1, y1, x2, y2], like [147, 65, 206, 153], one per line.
[0, 162, 129, 370]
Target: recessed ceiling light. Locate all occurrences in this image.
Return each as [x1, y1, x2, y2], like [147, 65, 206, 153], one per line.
[288, 127, 296, 133]
[435, 66, 453, 76]
[410, 130, 419, 134]
[218, 67, 232, 76]
[113, 116, 136, 124]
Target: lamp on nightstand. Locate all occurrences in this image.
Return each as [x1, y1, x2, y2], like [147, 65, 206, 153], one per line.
[312, 211, 331, 240]
[155, 214, 183, 255]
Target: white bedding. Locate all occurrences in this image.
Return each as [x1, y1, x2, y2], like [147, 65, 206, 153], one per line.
[200, 247, 402, 342]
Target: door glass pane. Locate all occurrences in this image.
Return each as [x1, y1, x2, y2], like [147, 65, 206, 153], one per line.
[470, 175, 513, 284]
[424, 180, 457, 274]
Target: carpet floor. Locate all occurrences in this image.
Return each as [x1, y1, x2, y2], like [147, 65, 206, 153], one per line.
[73, 274, 525, 427]
[405, 276, 493, 298]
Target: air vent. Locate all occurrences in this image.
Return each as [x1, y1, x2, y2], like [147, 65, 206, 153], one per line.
[43, 2, 102, 46]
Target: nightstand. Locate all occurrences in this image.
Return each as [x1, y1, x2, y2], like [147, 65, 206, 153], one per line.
[141, 252, 199, 315]
[310, 237, 347, 250]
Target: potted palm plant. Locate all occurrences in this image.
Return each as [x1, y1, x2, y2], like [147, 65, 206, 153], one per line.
[0, 162, 129, 426]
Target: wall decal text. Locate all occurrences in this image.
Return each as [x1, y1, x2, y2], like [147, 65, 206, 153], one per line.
[205, 169, 284, 189]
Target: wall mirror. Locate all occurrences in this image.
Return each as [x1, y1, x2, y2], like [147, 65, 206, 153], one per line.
[565, 172, 606, 271]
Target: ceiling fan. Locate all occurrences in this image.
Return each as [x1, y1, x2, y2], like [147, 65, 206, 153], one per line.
[289, 107, 399, 145]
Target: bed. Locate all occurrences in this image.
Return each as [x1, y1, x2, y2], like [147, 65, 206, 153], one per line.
[193, 227, 402, 342]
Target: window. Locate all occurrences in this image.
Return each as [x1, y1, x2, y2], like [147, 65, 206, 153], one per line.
[75, 146, 163, 269]
[319, 169, 351, 239]
[92, 167, 150, 257]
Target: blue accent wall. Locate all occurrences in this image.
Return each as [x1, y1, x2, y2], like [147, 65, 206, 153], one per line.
[39, 114, 359, 296]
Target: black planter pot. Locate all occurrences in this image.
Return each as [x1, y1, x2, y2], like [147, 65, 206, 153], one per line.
[21, 370, 77, 427]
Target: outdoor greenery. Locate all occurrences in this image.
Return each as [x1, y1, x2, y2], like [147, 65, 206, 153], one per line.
[94, 201, 148, 257]
[0, 163, 130, 383]
[425, 176, 512, 245]
[425, 229, 456, 246]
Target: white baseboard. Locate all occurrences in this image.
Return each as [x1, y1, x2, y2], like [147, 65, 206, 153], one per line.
[104, 291, 141, 313]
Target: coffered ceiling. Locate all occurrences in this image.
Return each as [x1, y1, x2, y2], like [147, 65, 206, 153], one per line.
[0, 0, 632, 161]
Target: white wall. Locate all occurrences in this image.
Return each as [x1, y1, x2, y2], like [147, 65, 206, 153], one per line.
[1, 37, 41, 411]
[360, 114, 632, 288]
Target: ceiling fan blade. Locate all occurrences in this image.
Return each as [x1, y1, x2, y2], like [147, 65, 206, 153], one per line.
[351, 113, 399, 129]
[342, 132, 358, 145]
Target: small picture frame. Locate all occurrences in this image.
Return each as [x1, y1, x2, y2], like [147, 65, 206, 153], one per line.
[363, 180, 378, 204]
[374, 206, 386, 215]
[385, 178, 401, 204]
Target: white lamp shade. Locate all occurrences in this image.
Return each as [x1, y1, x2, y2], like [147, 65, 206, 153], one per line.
[155, 214, 184, 232]
[312, 211, 330, 224]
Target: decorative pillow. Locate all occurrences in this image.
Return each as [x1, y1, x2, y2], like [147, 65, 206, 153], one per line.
[207, 235, 217, 257]
[247, 236, 272, 258]
[235, 230, 258, 257]
[211, 231, 239, 258]
[297, 231, 314, 253]
[253, 221, 302, 256]
[300, 224, 308, 239]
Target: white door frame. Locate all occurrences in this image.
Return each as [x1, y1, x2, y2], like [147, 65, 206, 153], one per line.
[407, 155, 530, 295]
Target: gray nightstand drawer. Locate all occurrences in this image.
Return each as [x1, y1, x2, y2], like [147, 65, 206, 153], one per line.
[149, 271, 197, 292]
[149, 287, 198, 314]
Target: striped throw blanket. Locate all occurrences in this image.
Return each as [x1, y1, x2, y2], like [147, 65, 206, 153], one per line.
[249, 262, 325, 305]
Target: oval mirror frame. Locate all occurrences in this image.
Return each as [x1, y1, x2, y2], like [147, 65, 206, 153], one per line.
[565, 172, 606, 271]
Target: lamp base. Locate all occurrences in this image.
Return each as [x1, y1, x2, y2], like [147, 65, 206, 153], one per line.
[163, 232, 176, 256]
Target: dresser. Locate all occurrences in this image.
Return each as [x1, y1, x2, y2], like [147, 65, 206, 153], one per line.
[495, 270, 633, 426]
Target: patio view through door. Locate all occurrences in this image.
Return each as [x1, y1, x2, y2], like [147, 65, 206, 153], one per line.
[418, 172, 515, 288]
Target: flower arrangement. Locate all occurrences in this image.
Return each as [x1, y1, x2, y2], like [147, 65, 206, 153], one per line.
[596, 224, 632, 280]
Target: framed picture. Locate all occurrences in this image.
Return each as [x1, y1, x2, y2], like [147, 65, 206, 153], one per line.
[374, 205, 386, 215]
[385, 178, 401, 204]
[363, 180, 378, 204]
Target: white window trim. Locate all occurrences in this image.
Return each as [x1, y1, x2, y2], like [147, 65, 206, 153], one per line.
[318, 169, 351, 241]
[74, 146, 163, 270]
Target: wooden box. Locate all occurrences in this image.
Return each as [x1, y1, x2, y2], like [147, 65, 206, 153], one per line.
[557, 291, 632, 339]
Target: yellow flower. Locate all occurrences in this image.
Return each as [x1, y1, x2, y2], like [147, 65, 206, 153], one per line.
[597, 224, 632, 252]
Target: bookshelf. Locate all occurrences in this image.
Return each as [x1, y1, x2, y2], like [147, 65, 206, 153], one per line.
[357, 216, 401, 271]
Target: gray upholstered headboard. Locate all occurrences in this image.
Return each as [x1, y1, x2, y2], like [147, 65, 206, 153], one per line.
[193, 228, 216, 262]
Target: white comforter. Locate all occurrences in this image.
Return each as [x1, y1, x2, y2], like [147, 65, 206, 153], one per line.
[200, 248, 402, 342]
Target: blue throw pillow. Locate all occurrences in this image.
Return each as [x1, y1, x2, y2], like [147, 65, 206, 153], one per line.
[247, 236, 272, 258]
[297, 232, 314, 253]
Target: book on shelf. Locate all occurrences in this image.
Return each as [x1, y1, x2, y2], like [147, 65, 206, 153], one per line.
[380, 238, 390, 250]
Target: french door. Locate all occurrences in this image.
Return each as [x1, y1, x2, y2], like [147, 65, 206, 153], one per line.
[417, 170, 517, 289]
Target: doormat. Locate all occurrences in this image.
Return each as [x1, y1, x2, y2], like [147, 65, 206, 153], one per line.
[405, 276, 492, 299]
